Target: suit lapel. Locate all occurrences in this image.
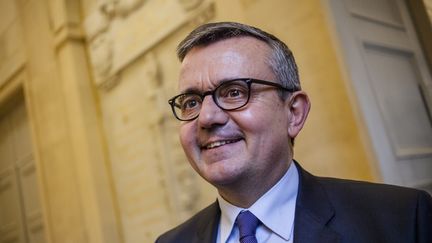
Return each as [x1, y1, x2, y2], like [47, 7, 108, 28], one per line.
[294, 162, 340, 243]
[195, 201, 220, 243]
[191, 162, 341, 243]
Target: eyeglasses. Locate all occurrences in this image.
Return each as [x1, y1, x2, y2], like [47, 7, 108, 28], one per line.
[168, 78, 295, 121]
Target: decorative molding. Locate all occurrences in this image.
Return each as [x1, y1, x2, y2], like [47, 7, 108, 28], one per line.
[139, 51, 202, 218]
[84, 0, 215, 91]
[27, 210, 44, 233]
[0, 222, 20, 242]
[85, 7, 110, 42]
[395, 147, 432, 160]
[0, 20, 26, 88]
[101, 0, 147, 17]
[185, 1, 215, 28]
[85, 0, 148, 90]
[98, 73, 121, 91]
[141, 53, 201, 216]
[0, 167, 13, 191]
[158, 114, 201, 220]
[48, 0, 85, 48]
[53, 23, 85, 49]
[178, 0, 204, 11]
[345, 0, 404, 30]
[88, 31, 115, 88]
[143, 52, 163, 126]
[19, 157, 36, 177]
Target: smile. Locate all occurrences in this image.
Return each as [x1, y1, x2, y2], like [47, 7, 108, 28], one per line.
[203, 138, 242, 150]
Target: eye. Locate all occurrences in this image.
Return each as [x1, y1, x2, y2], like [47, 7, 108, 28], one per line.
[218, 82, 248, 100]
[227, 88, 241, 97]
[179, 95, 201, 111]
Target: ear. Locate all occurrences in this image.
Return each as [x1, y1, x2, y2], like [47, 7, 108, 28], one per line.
[286, 91, 311, 139]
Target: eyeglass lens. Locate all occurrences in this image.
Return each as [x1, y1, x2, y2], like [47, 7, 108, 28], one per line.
[173, 80, 250, 121]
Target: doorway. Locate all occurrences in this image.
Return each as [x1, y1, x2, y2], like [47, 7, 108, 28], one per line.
[0, 92, 46, 242]
[325, 0, 432, 193]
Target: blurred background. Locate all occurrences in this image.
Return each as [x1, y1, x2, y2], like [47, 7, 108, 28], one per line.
[1, 0, 431, 242]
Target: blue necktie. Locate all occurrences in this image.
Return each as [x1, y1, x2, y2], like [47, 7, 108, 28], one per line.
[236, 210, 260, 243]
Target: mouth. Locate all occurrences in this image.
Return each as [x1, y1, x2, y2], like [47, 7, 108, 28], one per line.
[201, 138, 243, 150]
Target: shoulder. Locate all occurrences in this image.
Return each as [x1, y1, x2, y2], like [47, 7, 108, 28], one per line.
[155, 201, 220, 243]
[316, 176, 432, 240]
[296, 162, 431, 211]
[317, 176, 431, 209]
[297, 162, 432, 240]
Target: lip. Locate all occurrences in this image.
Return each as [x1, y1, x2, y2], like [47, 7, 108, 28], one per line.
[201, 137, 243, 150]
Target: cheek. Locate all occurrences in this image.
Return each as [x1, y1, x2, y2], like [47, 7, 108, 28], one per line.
[179, 124, 196, 153]
[234, 103, 288, 140]
[237, 104, 284, 128]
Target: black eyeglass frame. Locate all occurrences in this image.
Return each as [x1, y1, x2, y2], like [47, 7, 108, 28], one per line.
[168, 78, 296, 121]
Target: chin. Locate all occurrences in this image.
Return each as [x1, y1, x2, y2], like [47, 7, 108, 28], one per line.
[202, 168, 242, 187]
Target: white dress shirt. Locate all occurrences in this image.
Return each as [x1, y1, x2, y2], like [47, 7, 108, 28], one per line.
[216, 161, 299, 243]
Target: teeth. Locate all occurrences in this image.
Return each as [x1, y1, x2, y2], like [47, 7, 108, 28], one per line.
[205, 139, 239, 149]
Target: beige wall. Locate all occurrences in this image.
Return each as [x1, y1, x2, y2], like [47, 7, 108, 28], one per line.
[425, 0, 432, 21]
[230, 0, 376, 180]
[0, 0, 392, 242]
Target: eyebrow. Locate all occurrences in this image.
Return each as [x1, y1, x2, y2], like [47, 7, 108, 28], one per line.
[179, 87, 202, 95]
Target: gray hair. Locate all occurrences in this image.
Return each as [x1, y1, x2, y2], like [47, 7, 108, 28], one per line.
[177, 22, 301, 93]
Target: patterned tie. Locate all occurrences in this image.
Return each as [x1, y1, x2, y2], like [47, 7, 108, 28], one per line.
[235, 210, 260, 243]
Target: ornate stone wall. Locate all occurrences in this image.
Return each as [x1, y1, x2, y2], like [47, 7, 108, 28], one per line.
[2, 0, 409, 242]
[83, 0, 217, 241]
[0, 0, 25, 87]
[1, 0, 121, 242]
[81, 0, 378, 241]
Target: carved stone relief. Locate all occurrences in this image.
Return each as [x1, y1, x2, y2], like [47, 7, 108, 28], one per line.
[89, 33, 114, 85]
[98, 51, 207, 241]
[101, 0, 147, 17]
[178, 0, 203, 11]
[99, 52, 171, 242]
[143, 52, 201, 221]
[84, 0, 215, 91]
[185, 1, 216, 28]
[87, 0, 217, 239]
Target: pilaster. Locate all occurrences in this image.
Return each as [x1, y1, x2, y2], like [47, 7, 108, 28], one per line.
[17, 0, 121, 242]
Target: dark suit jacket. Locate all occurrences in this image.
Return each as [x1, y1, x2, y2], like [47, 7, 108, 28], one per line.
[156, 163, 432, 243]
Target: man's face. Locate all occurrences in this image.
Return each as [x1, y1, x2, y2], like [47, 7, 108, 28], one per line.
[178, 37, 293, 189]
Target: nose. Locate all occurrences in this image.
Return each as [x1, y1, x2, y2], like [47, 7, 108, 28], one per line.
[197, 95, 229, 129]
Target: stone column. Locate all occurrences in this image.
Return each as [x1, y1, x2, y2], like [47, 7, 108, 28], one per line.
[17, 0, 121, 242]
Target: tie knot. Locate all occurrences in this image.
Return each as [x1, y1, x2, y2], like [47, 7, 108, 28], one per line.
[236, 211, 260, 243]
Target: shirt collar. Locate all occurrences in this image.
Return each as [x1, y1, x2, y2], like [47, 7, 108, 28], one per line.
[218, 161, 299, 242]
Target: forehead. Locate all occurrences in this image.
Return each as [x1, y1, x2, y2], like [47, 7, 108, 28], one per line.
[178, 37, 275, 92]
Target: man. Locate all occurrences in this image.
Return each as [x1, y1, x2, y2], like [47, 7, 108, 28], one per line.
[156, 22, 432, 243]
